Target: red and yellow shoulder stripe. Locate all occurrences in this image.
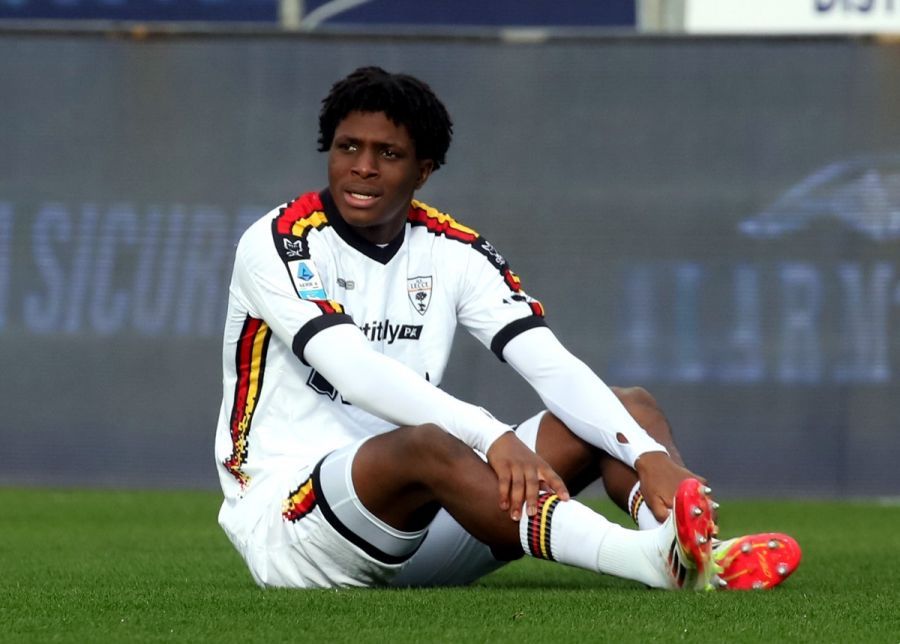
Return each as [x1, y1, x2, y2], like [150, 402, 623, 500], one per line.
[408, 200, 478, 243]
[409, 200, 544, 317]
[275, 192, 330, 239]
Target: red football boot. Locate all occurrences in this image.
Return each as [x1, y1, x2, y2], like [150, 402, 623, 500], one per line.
[663, 478, 718, 590]
[712, 533, 802, 590]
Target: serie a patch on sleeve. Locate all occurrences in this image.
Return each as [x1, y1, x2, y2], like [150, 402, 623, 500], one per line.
[288, 259, 327, 300]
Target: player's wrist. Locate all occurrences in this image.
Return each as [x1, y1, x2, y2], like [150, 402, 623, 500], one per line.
[484, 428, 516, 455]
[634, 449, 671, 473]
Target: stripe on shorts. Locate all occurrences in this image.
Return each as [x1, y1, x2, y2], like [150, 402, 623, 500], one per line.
[283, 476, 317, 522]
[310, 458, 420, 565]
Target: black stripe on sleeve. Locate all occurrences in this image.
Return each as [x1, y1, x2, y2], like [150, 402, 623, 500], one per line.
[292, 313, 355, 366]
[490, 315, 549, 362]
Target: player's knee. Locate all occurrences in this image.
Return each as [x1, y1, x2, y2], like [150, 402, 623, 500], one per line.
[611, 385, 674, 443]
[611, 385, 660, 413]
[401, 423, 472, 467]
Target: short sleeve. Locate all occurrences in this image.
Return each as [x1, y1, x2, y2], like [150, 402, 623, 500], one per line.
[455, 236, 548, 361]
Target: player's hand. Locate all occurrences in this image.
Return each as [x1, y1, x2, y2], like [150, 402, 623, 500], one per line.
[634, 451, 708, 522]
[486, 431, 570, 521]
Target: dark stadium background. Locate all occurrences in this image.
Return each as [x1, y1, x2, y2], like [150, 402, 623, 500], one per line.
[1, 0, 899, 498]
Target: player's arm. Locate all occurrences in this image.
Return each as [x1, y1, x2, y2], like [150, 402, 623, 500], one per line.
[502, 326, 701, 517]
[503, 326, 666, 464]
[303, 324, 506, 453]
[451, 230, 697, 516]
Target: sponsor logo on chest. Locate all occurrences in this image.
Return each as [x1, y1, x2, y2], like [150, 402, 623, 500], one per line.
[359, 319, 423, 343]
[407, 275, 433, 316]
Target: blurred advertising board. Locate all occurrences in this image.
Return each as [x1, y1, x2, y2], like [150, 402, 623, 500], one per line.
[0, 0, 634, 27]
[0, 0, 277, 22]
[685, 0, 900, 34]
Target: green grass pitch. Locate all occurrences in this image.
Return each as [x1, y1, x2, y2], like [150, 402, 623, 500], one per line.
[3, 488, 899, 643]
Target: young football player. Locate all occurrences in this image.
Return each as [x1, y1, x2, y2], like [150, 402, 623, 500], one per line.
[215, 66, 800, 591]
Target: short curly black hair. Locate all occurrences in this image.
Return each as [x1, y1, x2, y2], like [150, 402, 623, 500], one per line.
[318, 66, 453, 171]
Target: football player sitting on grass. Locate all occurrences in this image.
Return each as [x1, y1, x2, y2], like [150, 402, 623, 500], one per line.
[214, 66, 801, 591]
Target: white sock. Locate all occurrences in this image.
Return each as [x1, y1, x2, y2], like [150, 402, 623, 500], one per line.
[518, 492, 672, 588]
[628, 481, 663, 530]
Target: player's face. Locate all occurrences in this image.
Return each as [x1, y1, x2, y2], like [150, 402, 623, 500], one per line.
[328, 111, 433, 244]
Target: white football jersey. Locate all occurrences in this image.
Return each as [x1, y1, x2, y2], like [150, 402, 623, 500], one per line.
[215, 190, 546, 508]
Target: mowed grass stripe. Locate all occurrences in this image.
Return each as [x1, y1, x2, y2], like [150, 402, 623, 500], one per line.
[2, 488, 899, 642]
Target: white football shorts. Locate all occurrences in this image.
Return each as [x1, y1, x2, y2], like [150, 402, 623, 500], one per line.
[234, 412, 545, 589]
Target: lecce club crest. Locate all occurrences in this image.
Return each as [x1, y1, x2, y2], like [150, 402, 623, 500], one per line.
[407, 275, 433, 316]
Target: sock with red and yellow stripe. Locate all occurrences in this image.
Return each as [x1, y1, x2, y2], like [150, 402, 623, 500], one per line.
[518, 492, 671, 588]
[628, 481, 664, 530]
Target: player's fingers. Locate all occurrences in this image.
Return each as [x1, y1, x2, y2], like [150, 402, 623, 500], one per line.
[647, 495, 670, 522]
[498, 470, 514, 512]
[495, 463, 512, 512]
[523, 467, 541, 517]
[508, 468, 526, 521]
[541, 467, 570, 502]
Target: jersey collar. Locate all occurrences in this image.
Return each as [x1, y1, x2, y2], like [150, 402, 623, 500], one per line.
[320, 189, 406, 264]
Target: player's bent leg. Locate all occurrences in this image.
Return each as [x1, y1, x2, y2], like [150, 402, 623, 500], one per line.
[351, 423, 523, 548]
[391, 415, 714, 590]
[393, 413, 616, 589]
[390, 415, 551, 588]
[389, 414, 585, 588]
[236, 419, 722, 590]
[355, 422, 719, 590]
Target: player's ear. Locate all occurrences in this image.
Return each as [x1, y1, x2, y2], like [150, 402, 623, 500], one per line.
[415, 159, 434, 190]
